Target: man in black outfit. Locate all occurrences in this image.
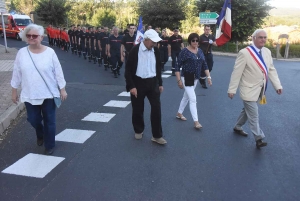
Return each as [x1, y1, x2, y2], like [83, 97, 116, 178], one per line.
[121, 24, 136, 65]
[125, 29, 167, 145]
[98, 26, 110, 70]
[168, 27, 184, 76]
[199, 25, 217, 88]
[68, 25, 75, 54]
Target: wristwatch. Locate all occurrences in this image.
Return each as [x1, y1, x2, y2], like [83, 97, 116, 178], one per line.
[207, 76, 212, 79]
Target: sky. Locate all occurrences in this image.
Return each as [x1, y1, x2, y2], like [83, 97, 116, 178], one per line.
[269, 0, 300, 9]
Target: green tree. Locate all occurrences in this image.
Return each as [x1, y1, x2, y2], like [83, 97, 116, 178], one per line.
[10, 0, 37, 15]
[35, 0, 71, 26]
[180, 0, 200, 34]
[138, 0, 185, 29]
[91, 9, 116, 28]
[197, 0, 272, 43]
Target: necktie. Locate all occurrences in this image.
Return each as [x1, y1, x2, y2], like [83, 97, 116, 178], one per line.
[259, 50, 262, 57]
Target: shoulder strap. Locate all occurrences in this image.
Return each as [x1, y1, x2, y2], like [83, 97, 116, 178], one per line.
[27, 47, 55, 98]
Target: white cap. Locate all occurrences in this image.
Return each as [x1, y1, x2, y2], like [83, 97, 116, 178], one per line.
[144, 29, 162, 42]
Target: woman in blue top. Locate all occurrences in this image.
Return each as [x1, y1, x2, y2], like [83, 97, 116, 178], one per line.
[175, 33, 212, 129]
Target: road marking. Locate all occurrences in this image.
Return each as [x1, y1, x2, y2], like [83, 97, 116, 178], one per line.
[55, 129, 96, 143]
[163, 70, 172, 74]
[1, 153, 65, 178]
[104, 100, 131, 108]
[82, 112, 116, 122]
[118, 92, 131, 97]
[162, 74, 171, 78]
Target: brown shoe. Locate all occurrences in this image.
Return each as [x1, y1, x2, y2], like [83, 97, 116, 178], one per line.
[233, 128, 248, 137]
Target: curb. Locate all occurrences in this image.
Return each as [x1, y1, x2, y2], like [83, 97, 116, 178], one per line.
[0, 102, 25, 135]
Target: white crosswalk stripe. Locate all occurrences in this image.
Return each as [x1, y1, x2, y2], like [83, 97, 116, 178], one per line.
[82, 112, 116, 122]
[56, 129, 96, 143]
[104, 100, 131, 108]
[1, 153, 65, 178]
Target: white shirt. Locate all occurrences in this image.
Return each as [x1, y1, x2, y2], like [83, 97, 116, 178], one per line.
[136, 42, 156, 78]
[11, 47, 66, 105]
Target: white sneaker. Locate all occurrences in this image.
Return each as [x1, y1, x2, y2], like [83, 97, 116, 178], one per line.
[151, 137, 167, 145]
[135, 133, 143, 140]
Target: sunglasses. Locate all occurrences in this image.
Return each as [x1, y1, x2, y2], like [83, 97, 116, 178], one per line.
[26, 34, 39, 39]
[191, 40, 199, 43]
[257, 36, 267, 39]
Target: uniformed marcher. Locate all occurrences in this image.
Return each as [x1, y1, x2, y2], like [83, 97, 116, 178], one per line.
[168, 27, 184, 76]
[77, 26, 83, 57]
[158, 29, 169, 72]
[107, 26, 123, 78]
[73, 26, 79, 55]
[86, 27, 92, 62]
[79, 27, 88, 60]
[68, 25, 75, 54]
[121, 24, 136, 66]
[99, 26, 110, 70]
[95, 27, 102, 66]
[199, 25, 217, 88]
[89, 27, 97, 64]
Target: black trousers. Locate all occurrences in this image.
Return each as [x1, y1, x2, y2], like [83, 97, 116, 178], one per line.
[201, 53, 214, 77]
[130, 76, 163, 138]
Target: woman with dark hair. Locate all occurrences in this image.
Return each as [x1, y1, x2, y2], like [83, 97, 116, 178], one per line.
[175, 33, 212, 129]
[158, 29, 169, 71]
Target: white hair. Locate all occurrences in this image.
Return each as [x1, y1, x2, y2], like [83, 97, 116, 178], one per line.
[20, 23, 44, 42]
[252, 29, 267, 39]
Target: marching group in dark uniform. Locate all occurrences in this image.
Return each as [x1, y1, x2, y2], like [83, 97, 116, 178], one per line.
[47, 24, 216, 83]
[63, 24, 138, 78]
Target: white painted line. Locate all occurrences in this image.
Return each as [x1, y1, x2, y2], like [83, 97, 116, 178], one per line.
[118, 92, 131, 97]
[82, 112, 116, 122]
[1, 153, 65, 178]
[104, 100, 131, 108]
[55, 129, 95, 143]
[163, 70, 172, 74]
[162, 74, 171, 78]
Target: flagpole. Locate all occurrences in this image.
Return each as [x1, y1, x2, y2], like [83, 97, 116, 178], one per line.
[1, 12, 8, 53]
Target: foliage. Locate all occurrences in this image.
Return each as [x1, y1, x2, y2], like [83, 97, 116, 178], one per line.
[35, 0, 71, 26]
[138, 0, 185, 29]
[66, 0, 138, 29]
[180, 0, 200, 34]
[264, 16, 300, 27]
[91, 9, 116, 28]
[197, 0, 272, 43]
[9, 0, 37, 15]
[280, 44, 300, 58]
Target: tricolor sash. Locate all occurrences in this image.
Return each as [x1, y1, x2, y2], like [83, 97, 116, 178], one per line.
[246, 46, 268, 104]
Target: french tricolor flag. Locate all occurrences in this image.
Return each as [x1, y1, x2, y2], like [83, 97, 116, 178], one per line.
[216, 0, 232, 46]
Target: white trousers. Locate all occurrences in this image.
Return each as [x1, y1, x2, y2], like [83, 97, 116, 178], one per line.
[178, 77, 198, 121]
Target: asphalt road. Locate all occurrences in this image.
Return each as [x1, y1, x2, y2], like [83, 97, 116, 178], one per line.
[0, 37, 299, 201]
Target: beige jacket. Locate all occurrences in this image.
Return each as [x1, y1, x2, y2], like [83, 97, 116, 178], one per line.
[228, 47, 282, 101]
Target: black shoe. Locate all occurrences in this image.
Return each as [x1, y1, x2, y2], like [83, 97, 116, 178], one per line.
[44, 148, 54, 155]
[256, 139, 267, 148]
[161, 68, 165, 72]
[117, 70, 120, 75]
[37, 138, 43, 146]
[233, 128, 248, 137]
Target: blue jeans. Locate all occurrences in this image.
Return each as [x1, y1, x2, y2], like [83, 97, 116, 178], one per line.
[25, 99, 56, 150]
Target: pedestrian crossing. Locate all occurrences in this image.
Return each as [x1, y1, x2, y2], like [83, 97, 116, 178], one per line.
[1, 72, 174, 179]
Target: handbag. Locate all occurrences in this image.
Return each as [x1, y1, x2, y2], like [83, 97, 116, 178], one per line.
[184, 72, 195, 86]
[27, 47, 62, 108]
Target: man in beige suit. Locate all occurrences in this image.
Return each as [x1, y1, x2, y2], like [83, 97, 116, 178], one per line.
[228, 29, 283, 148]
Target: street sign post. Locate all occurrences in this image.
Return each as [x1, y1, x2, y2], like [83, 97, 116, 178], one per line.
[199, 12, 219, 25]
[0, 0, 8, 52]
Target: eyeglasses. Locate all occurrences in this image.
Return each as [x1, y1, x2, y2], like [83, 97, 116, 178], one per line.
[191, 40, 199, 43]
[257, 36, 267, 39]
[26, 34, 39, 39]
